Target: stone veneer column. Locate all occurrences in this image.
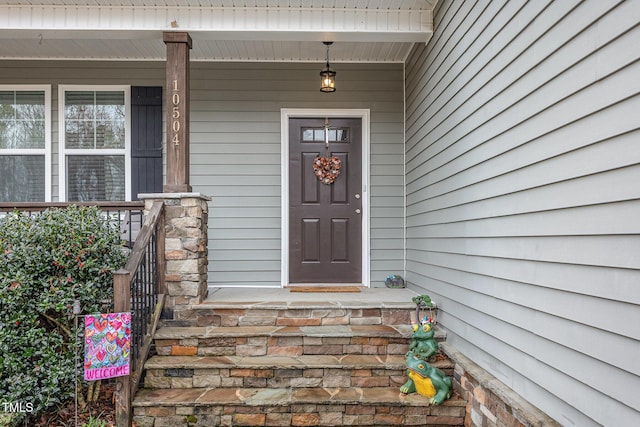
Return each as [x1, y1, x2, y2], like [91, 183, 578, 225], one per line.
[140, 193, 210, 324]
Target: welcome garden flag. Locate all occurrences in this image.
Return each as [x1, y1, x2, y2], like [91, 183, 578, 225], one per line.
[84, 312, 131, 381]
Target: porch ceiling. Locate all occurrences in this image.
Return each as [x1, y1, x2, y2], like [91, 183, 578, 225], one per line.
[0, 0, 436, 63]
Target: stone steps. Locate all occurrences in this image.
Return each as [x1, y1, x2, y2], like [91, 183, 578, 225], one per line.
[189, 304, 416, 327]
[144, 354, 455, 389]
[132, 387, 467, 426]
[153, 324, 445, 357]
[134, 291, 463, 426]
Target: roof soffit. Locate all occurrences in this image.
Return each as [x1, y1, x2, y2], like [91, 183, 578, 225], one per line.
[0, 1, 435, 61]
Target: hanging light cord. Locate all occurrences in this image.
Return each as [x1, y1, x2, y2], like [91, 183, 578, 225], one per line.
[325, 43, 331, 67]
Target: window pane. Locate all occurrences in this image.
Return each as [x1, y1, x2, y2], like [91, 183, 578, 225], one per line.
[65, 91, 95, 120]
[301, 127, 349, 143]
[302, 129, 315, 141]
[95, 92, 125, 148]
[0, 90, 46, 149]
[335, 128, 348, 142]
[65, 91, 95, 149]
[96, 118, 125, 149]
[65, 90, 125, 149]
[65, 119, 95, 149]
[96, 91, 124, 107]
[67, 155, 125, 201]
[15, 91, 45, 120]
[328, 128, 348, 142]
[15, 117, 45, 148]
[0, 155, 45, 202]
[0, 119, 14, 148]
[0, 91, 16, 120]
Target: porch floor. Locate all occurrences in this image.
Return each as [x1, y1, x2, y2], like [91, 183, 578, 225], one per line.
[202, 287, 420, 309]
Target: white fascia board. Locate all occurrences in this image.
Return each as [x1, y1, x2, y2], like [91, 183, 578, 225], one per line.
[0, 5, 432, 43]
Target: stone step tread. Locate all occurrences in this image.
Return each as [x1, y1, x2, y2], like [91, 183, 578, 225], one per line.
[145, 354, 454, 371]
[155, 324, 446, 340]
[194, 300, 419, 310]
[133, 386, 466, 409]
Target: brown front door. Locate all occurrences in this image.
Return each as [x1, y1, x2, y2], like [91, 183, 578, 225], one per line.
[289, 117, 362, 284]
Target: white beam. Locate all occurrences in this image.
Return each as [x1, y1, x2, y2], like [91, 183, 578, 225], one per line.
[0, 5, 432, 43]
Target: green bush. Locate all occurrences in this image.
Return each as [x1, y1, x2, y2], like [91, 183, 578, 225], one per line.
[0, 206, 127, 425]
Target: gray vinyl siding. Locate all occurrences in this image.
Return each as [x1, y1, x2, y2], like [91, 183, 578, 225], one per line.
[0, 60, 405, 288]
[190, 62, 405, 287]
[404, 0, 640, 426]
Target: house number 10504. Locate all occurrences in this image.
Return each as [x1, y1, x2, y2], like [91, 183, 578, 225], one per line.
[171, 79, 180, 146]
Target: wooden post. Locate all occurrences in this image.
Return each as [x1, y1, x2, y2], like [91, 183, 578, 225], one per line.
[114, 269, 131, 427]
[163, 31, 192, 193]
[156, 206, 167, 296]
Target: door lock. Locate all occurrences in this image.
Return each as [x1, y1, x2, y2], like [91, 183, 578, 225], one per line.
[354, 193, 361, 199]
[355, 209, 361, 214]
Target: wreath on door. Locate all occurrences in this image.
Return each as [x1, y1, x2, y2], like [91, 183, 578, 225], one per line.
[312, 155, 342, 185]
[312, 118, 343, 185]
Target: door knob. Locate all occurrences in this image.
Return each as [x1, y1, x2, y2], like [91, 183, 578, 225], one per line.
[355, 209, 361, 214]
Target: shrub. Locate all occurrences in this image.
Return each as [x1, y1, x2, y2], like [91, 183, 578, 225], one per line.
[0, 206, 127, 425]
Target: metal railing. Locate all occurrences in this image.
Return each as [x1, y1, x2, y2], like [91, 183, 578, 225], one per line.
[0, 201, 145, 249]
[113, 200, 166, 426]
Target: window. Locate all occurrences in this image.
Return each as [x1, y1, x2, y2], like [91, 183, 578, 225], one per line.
[59, 86, 131, 201]
[0, 86, 51, 202]
[302, 127, 349, 142]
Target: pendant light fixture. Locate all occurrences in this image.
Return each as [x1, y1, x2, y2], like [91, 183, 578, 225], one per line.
[320, 41, 336, 93]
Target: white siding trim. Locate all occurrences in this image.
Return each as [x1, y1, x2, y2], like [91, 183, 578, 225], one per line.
[280, 108, 371, 288]
[402, 59, 408, 281]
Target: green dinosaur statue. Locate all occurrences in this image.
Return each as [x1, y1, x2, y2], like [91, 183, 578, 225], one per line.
[400, 353, 452, 405]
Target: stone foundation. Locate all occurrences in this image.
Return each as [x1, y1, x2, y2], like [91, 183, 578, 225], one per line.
[133, 389, 467, 427]
[193, 306, 414, 327]
[153, 324, 421, 357]
[140, 192, 211, 323]
[441, 343, 560, 427]
[142, 353, 452, 390]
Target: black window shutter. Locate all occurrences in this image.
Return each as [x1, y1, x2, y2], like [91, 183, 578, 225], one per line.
[131, 86, 163, 200]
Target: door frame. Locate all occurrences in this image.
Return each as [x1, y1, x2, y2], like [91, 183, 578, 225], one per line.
[280, 108, 370, 288]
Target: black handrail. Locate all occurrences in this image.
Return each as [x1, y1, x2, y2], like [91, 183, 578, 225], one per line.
[120, 201, 165, 377]
[112, 201, 165, 426]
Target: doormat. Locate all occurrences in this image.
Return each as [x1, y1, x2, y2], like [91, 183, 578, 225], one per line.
[289, 286, 361, 293]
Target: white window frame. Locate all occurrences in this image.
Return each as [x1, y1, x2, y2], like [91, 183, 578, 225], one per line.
[58, 85, 131, 202]
[0, 85, 52, 202]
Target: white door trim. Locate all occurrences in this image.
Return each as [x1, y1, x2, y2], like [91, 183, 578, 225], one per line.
[280, 108, 370, 288]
